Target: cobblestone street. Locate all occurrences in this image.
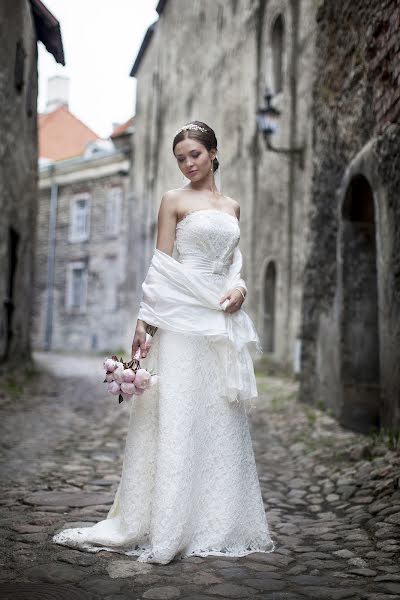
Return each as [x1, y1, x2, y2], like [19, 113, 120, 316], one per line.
[0, 353, 399, 600]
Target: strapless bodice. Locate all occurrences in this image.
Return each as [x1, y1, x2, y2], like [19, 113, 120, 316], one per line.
[175, 209, 240, 276]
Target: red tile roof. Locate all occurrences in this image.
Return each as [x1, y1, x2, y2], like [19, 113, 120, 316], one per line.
[110, 116, 134, 138]
[38, 105, 100, 161]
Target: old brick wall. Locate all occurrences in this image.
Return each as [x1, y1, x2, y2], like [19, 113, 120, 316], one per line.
[300, 0, 400, 429]
[131, 0, 317, 367]
[0, 0, 39, 362]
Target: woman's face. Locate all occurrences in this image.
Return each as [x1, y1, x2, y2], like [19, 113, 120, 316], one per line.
[174, 138, 215, 182]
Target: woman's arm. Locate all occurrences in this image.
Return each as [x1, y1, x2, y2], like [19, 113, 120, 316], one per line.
[156, 191, 178, 256]
[131, 192, 177, 359]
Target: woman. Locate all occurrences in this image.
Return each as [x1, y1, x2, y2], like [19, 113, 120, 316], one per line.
[52, 121, 274, 564]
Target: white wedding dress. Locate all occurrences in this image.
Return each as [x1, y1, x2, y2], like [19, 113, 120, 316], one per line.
[52, 209, 274, 564]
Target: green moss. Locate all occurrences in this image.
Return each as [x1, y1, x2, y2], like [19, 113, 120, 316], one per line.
[0, 361, 42, 404]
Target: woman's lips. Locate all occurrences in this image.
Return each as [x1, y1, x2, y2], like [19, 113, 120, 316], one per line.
[188, 170, 197, 175]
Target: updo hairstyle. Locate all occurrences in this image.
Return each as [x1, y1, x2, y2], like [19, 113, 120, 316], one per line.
[172, 121, 219, 173]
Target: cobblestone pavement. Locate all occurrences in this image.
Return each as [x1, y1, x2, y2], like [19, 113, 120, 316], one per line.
[0, 352, 399, 600]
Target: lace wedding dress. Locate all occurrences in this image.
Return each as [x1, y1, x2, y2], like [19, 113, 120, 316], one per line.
[52, 209, 274, 564]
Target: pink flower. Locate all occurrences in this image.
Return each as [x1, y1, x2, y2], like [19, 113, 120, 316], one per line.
[105, 372, 114, 382]
[121, 392, 133, 401]
[113, 365, 124, 384]
[104, 358, 117, 372]
[121, 382, 136, 395]
[135, 369, 151, 389]
[122, 368, 136, 383]
[107, 381, 120, 395]
[133, 385, 145, 396]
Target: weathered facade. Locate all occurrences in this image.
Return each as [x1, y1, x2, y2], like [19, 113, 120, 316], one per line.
[33, 124, 135, 353]
[129, 0, 316, 370]
[300, 0, 400, 432]
[130, 0, 400, 432]
[0, 0, 64, 363]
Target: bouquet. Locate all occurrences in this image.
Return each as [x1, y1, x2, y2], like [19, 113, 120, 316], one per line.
[103, 354, 158, 404]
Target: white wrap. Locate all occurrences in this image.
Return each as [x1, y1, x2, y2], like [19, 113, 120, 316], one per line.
[137, 248, 262, 404]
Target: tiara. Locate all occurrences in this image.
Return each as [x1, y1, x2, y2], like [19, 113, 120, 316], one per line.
[174, 123, 208, 136]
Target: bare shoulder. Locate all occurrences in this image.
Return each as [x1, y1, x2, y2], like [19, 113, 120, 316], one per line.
[159, 189, 180, 215]
[223, 194, 241, 219]
[161, 188, 181, 203]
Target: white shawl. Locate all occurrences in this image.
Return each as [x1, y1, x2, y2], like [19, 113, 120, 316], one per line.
[138, 247, 262, 405]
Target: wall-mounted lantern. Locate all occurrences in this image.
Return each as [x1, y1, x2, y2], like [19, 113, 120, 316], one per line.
[256, 87, 305, 169]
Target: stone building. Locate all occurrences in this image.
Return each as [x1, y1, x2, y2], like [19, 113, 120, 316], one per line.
[33, 83, 135, 353]
[300, 0, 400, 432]
[129, 0, 400, 432]
[0, 0, 64, 363]
[129, 0, 316, 369]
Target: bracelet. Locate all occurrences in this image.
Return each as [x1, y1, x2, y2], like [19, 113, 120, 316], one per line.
[234, 287, 246, 300]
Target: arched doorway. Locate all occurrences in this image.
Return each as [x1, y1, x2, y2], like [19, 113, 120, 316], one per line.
[340, 174, 380, 432]
[263, 261, 276, 353]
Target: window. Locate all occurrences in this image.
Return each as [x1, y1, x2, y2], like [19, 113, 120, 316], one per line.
[14, 40, 26, 94]
[104, 256, 118, 311]
[66, 262, 87, 312]
[271, 14, 285, 94]
[69, 194, 90, 242]
[105, 187, 122, 237]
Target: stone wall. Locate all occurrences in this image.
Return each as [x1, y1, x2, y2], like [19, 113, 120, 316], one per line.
[130, 0, 317, 368]
[0, 0, 39, 362]
[300, 0, 400, 431]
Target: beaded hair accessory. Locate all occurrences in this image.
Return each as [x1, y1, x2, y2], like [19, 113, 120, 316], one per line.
[174, 123, 208, 136]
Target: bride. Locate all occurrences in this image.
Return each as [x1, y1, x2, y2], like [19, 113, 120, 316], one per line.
[52, 121, 275, 564]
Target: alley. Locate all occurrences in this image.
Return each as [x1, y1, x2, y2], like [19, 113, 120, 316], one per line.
[0, 354, 399, 600]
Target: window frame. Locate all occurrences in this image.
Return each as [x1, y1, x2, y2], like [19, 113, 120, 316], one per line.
[69, 193, 91, 243]
[66, 261, 88, 313]
[105, 186, 123, 238]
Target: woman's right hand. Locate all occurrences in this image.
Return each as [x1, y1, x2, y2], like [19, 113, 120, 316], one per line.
[131, 320, 149, 360]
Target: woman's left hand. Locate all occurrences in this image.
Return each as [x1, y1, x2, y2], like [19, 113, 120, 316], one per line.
[219, 288, 245, 313]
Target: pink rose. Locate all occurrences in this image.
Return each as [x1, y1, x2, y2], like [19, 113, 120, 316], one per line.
[133, 385, 145, 396]
[135, 369, 151, 389]
[121, 382, 136, 395]
[107, 381, 120, 395]
[105, 372, 114, 382]
[104, 358, 117, 372]
[113, 365, 124, 384]
[121, 392, 133, 401]
[122, 368, 136, 383]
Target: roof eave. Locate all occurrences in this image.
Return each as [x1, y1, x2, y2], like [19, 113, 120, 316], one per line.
[156, 0, 168, 16]
[129, 22, 157, 78]
[30, 0, 65, 65]
[129, 0, 168, 78]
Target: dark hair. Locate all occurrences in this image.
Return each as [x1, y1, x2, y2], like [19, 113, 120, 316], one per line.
[172, 120, 219, 172]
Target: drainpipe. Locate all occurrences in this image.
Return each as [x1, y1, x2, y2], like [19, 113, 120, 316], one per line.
[44, 163, 58, 350]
